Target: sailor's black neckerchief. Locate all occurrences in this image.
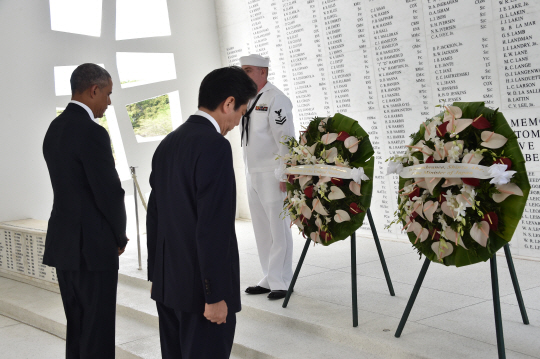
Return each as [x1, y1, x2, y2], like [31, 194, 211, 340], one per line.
[241, 93, 263, 146]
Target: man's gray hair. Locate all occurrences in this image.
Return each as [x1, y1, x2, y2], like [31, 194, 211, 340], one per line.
[70, 63, 111, 94]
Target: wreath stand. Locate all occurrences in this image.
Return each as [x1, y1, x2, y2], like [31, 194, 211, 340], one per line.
[395, 244, 529, 358]
[282, 208, 395, 327]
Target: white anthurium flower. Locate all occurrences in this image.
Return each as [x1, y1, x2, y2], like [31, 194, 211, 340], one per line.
[456, 193, 473, 208]
[349, 181, 362, 196]
[317, 176, 331, 185]
[447, 118, 473, 138]
[387, 160, 404, 175]
[318, 117, 329, 132]
[422, 145, 434, 161]
[300, 133, 307, 145]
[412, 199, 424, 219]
[344, 136, 360, 153]
[334, 209, 351, 223]
[493, 183, 523, 203]
[414, 177, 429, 190]
[432, 240, 454, 261]
[441, 178, 463, 188]
[307, 143, 318, 155]
[412, 156, 420, 165]
[323, 147, 338, 163]
[489, 164, 516, 185]
[414, 226, 429, 243]
[443, 105, 463, 123]
[312, 198, 329, 216]
[328, 186, 346, 200]
[301, 204, 312, 220]
[315, 216, 323, 229]
[481, 131, 508, 149]
[424, 118, 442, 141]
[321, 133, 339, 145]
[462, 151, 484, 164]
[444, 227, 467, 249]
[351, 167, 369, 183]
[413, 140, 426, 151]
[299, 175, 312, 190]
[425, 177, 442, 194]
[292, 217, 304, 230]
[470, 221, 490, 247]
[441, 201, 456, 219]
[408, 221, 422, 234]
[310, 231, 321, 243]
[423, 200, 439, 222]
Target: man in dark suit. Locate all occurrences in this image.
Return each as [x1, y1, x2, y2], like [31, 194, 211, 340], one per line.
[43, 63, 128, 359]
[147, 66, 257, 359]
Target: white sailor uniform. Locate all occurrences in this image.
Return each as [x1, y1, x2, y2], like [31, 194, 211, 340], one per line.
[242, 81, 295, 291]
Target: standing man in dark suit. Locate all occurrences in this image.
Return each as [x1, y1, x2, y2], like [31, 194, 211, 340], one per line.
[147, 66, 257, 359]
[43, 63, 128, 359]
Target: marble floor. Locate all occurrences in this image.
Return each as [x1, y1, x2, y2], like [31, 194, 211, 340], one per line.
[1, 219, 539, 358]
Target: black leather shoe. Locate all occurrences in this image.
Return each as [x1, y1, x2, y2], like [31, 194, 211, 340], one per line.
[267, 290, 287, 300]
[245, 285, 271, 294]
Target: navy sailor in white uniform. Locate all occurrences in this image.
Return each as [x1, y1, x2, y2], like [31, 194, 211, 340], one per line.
[240, 54, 295, 300]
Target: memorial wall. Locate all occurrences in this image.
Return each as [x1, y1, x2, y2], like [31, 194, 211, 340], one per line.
[216, 0, 540, 259]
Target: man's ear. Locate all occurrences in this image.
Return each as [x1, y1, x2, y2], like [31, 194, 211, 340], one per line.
[88, 84, 99, 99]
[223, 96, 236, 114]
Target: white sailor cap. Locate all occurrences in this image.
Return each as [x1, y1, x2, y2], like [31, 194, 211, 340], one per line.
[239, 54, 270, 67]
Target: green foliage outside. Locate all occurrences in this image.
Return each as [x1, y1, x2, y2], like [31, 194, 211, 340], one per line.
[126, 94, 172, 138]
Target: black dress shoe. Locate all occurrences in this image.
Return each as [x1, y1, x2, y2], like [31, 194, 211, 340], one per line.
[245, 285, 271, 294]
[267, 290, 287, 300]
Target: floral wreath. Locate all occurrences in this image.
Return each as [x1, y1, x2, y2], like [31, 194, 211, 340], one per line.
[278, 113, 375, 245]
[387, 102, 530, 266]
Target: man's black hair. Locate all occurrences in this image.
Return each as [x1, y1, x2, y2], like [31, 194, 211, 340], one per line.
[198, 66, 258, 111]
[70, 63, 111, 95]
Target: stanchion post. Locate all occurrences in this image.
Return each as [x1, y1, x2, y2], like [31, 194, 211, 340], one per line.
[351, 232, 358, 327]
[130, 166, 143, 271]
[503, 244, 529, 325]
[367, 209, 395, 296]
[395, 257, 431, 338]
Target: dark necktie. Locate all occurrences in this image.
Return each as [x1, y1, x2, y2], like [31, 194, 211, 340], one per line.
[241, 93, 263, 146]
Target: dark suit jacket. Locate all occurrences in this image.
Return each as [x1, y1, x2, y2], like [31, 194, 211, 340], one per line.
[147, 115, 241, 314]
[43, 103, 127, 271]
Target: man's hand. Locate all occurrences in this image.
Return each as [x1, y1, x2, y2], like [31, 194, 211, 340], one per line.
[279, 181, 287, 192]
[204, 300, 228, 324]
[118, 237, 130, 256]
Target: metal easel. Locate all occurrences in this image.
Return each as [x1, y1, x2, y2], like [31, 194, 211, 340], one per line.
[282, 208, 395, 327]
[395, 244, 529, 358]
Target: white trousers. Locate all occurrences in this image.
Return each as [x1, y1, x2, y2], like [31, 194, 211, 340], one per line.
[246, 172, 293, 291]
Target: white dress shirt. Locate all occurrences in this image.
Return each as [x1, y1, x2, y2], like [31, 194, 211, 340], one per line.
[195, 110, 221, 133]
[69, 100, 97, 123]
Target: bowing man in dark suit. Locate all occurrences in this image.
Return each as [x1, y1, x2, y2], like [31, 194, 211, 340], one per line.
[43, 63, 128, 359]
[147, 66, 257, 359]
